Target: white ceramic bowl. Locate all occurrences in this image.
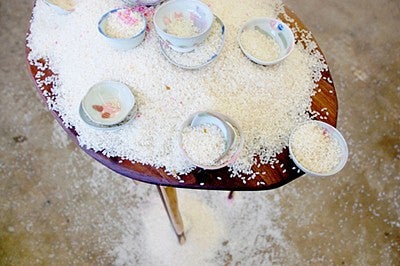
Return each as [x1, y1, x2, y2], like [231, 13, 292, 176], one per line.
[289, 120, 348, 177]
[44, 0, 75, 15]
[153, 0, 214, 52]
[98, 8, 146, 50]
[238, 17, 295, 65]
[81, 81, 136, 126]
[179, 111, 243, 170]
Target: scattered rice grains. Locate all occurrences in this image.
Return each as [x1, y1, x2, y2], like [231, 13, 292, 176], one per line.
[27, 0, 328, 178]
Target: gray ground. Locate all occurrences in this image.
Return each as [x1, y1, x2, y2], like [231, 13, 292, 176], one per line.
[1, 0, 399, 265]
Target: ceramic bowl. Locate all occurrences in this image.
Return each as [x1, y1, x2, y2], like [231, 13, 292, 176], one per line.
[179, 111, 243, 170]
[98, 8, 146, 50]
[81, 81, 136, 126]
[238, 17, 295, 65]
[153, 0, 214, 52]
[289, 120, 348, 177]
[44, 0, 75, 15]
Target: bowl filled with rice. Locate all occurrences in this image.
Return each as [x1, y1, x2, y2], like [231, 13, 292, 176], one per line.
[238, 17, 295, 65]
[289, 120, 348, 177]
[44, 0, 75, 15]
[179, 111, 243, 170]
[153, 0, 214, 52]
[98, 8, 146, 50]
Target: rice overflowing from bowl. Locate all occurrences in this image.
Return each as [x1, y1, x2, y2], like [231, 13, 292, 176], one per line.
[162, 17, 223, 68]
[27, 0, 328, 178]
[105, 9, 144, 38]
[181, 124, 226, 166]
[291, 123, 341, 174]
[240, 28, 280, 62]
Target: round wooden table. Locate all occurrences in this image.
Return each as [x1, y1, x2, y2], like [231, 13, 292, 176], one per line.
[26, 5, 338, 244]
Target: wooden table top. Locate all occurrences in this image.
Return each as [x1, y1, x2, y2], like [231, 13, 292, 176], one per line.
[26, 6, 338, 191]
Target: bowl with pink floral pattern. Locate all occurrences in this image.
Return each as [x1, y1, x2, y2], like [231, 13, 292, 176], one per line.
[98, 8, 146, 50]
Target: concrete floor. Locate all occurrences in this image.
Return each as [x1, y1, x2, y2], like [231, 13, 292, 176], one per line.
[1, 0, 399, 265]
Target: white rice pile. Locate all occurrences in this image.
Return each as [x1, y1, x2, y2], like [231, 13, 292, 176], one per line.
[181, 124, 226, 166]
[27, 0, 327, 178]
[166, 16, 199, 37]
[291, 123, 341, 173]
[105, 10, 144, 38]
[240, 28, 280, 62]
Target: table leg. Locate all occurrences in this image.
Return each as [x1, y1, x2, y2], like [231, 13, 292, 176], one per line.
[228, 191, 235, 200]
[157, 186, 186, 245]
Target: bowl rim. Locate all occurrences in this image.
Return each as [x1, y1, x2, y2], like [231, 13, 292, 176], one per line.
[238, 17, 295, 65]
[79, 101, 138, 130]
[98, 8, 147, 40]
[288, 120, 348, 177]
[178, 110, 244, 170]
[153, 0, 214, 40]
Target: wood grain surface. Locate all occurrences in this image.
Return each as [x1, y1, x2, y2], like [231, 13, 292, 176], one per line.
[26, 6, 338, 191]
